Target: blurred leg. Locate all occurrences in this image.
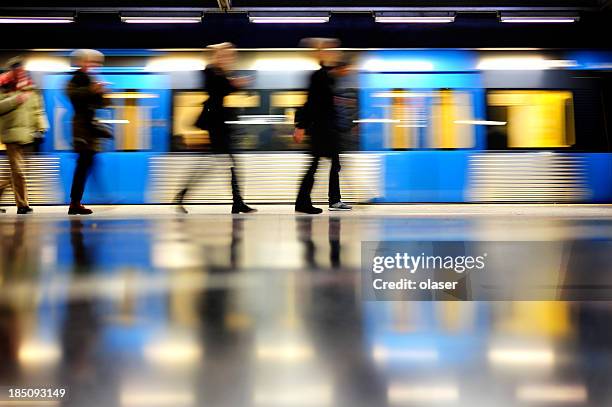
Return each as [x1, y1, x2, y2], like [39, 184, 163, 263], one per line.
[176, 154, 229, 214]
[0, 158, 11, 197]
[5, 144, 28, 208]
[328, 153, 341, 205]
[229, 154, 256, 213]
[70, 151, 95, 205]
[296, 155, 320, 208]
[229, 153, 243, 206]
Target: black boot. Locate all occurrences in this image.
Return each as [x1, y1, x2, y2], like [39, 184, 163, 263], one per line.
[68, 203, 92, 215]
[17, 206, 33, 215]
[231, 167, 256, 214]
[232, 202, 257, 214]
[295, 205, 323, 215]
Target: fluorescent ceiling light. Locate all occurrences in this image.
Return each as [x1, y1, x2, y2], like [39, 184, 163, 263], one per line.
[500, 13, 579, 23]
[249, 17, 329, 23]
[376, 17, 455, 23]
[375, 12, 455, 24]
[120, 13, 202, 24]
[248, 12, 329, 24]
[122, 16, 202, 24]
[503, 18, 577, 23]
[0, 16, 74, 23]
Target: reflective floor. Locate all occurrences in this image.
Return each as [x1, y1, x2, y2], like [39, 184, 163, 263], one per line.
[1, 205, 612, 407]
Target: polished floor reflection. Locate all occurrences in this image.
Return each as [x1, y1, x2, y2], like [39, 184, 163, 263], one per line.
[1, 206, 612, 407]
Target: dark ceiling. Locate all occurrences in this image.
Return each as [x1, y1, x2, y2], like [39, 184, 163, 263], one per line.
[0, 0, 602, 9]
[0, 1, 609, 49]
[231, 0, 598, 7]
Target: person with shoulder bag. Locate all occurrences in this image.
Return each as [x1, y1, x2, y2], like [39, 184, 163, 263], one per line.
[66, 49, 111, 215]
[176, 42, 256, 214]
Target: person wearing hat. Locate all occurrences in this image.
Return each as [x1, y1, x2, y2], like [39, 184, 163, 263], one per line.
[293, 39, 352, 214]
[66, 49, 109, 215]
[0, 56, 48, 214]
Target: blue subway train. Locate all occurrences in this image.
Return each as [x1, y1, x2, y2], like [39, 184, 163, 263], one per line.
[2, 48, 612, 205]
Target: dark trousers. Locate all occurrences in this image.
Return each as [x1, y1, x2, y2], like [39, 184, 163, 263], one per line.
[70, 151, 95, 204]
[296, 153, 341, 207]
[181, 153, 244, 205]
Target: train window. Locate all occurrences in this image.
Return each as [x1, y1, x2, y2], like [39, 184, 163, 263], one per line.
[172, 90, 315, 151]
[172, 92, 209, 150]
[487, 90, 575, 149]
[267, 91, 308, 150]
[270, 91, 307, 108]
[225, 92, 261, 108]
[172, 91, 262, 151]
[366, 89, 476, 149]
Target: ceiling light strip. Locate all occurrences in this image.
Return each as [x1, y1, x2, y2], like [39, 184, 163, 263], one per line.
[121, 16, 202, 24]
[0, 16, 74, 24]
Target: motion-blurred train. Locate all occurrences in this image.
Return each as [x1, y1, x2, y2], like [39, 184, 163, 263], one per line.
[2, 48, 612, 205]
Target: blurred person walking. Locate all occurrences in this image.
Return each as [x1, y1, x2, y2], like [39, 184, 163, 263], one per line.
[293, 38, 352, 214]
[0, 56, 48, 214]
[66, 49, 110, 215]
[176, 42, 256, 214]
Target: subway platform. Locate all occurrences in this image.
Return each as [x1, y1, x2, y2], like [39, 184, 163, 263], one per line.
[1, 204, 612, 406]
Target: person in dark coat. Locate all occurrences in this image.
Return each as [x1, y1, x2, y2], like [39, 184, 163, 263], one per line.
[294, 39, 352, 214]
[66, 49, 110, 215]
[175, 42, 256, 214]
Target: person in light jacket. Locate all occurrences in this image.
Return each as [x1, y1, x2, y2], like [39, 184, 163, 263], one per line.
[0, 56, 48, 214]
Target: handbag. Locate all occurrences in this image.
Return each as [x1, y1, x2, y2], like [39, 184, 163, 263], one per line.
[93, 121, 113, 139]
[194, 101, 211, 131]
